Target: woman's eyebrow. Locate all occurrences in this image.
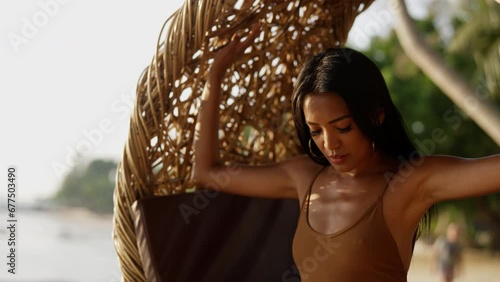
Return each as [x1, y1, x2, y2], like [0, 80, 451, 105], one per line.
[306, 114, 351, 125]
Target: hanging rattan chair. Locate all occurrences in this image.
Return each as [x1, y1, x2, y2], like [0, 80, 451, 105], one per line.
[112, 0, 374, 281]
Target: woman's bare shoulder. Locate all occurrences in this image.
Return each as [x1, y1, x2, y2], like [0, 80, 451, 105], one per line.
[280, 155, 326, 199]
[281, 155, 324, 175]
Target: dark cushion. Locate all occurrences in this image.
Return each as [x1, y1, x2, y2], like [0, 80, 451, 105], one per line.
[131, 190, 300, 282]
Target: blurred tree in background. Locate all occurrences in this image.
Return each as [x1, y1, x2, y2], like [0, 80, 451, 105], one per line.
[448, 0, 500, 99]
[54, 159, 117, 214]
[359, 0, 500, 250]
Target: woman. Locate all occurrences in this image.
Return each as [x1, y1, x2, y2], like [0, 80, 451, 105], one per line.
[191, 24, 500, 281]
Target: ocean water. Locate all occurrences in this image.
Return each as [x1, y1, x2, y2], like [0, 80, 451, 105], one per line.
[0, 208, 121, 282]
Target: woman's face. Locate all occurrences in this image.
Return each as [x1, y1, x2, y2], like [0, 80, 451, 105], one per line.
[303, 92, 374, 173]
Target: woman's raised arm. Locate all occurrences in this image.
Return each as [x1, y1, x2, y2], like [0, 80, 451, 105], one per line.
[418, 154, 500, 205]
[191, 24, 313, 199]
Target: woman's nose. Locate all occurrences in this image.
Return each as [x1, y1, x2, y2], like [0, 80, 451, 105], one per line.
[324, 132, 340, 151]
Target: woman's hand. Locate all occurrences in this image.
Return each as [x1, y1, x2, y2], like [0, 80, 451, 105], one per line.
[209, 22, 261, 81]
[192, 20, 308, 200]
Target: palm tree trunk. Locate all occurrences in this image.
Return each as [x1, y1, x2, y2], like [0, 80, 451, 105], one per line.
[389, 0, 500, 145]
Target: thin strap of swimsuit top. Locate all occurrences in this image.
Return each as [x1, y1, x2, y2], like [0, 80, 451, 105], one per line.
[304, 168, 392, 237]
[291, 166, 407, 282]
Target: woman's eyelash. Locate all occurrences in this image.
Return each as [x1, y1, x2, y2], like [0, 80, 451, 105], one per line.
[310, 124, 352, 136]
[310, 130, 321, 136]
[337, 124, 353, 133]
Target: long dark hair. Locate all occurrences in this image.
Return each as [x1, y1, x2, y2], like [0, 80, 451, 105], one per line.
[292, 47, 416, 164]
[291, 47, 432, 241]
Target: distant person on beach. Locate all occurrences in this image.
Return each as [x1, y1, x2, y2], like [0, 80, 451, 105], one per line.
[432, 223, 463, 282]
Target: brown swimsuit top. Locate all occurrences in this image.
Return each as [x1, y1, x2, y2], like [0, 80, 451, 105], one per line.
[292, 167, 407, 282]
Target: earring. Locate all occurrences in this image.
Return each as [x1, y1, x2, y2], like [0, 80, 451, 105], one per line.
[372, 141, 376, 151]
[309, 138, 325, 159]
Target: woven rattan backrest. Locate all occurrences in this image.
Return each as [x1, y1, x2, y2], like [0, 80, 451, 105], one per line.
[113, 0, 374, 280]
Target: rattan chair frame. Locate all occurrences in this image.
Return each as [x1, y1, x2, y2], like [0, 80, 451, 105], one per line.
[112, 0, 374, 280]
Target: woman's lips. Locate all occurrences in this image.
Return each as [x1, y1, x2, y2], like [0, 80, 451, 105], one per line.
[328, 154, 348, 164]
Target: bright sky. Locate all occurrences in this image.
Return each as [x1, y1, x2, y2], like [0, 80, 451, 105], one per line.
[0, 0, 430, 203]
